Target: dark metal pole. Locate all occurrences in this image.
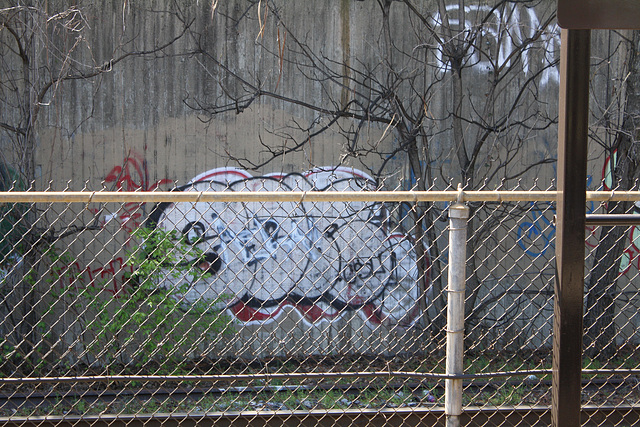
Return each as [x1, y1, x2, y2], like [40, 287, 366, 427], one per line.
[552, 28, 590, 427]
[585, 214, 640, 226]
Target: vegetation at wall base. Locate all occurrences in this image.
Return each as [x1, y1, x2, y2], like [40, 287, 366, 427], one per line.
[40, 227, 236, 373]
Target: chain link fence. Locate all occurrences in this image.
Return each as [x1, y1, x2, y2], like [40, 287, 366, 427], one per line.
[1, 171, 640, 425]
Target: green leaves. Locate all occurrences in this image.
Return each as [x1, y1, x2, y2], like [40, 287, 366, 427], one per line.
[47, 226, 234, 371]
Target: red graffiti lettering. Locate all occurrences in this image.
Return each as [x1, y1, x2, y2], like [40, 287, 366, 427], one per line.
[56, 259, 133, 299]
[103, 151, 172, 234]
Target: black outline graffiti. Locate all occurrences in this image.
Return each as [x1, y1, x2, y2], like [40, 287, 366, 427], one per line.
[144, 170, 422, 325]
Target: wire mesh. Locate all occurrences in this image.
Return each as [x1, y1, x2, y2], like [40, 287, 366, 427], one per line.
[582, 197, 640, 427]
[0, 177, 639, 425]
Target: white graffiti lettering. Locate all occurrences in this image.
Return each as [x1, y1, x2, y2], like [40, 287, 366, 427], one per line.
[431, 3, 559, 84]
[146, 167, 422, 327]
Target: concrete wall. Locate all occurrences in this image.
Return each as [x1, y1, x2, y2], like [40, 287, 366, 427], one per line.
[1, 0, 637, 360]
[30, 0, 579, 189]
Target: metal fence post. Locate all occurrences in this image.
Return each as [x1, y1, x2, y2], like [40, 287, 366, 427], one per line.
[445, 199, 469, 427]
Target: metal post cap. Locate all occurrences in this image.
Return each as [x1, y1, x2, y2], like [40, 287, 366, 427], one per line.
[449, 202, 469, 219]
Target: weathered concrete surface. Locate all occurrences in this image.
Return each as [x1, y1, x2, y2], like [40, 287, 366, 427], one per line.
[1, 0, 635, 359]
[30, 0, 579, 189]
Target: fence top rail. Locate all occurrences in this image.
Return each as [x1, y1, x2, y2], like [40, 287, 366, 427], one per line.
[0, 190, 636, 203]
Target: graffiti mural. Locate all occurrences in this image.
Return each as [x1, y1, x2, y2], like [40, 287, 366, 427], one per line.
[516, 202, 556, 258]
[146, 167, 421, 327]
[600, 151, 640, 274]
[431, 3, 560, 85]
[96, 152, 173, 233]
[517, 176, 598, 257]
[54, 154, 173, 300]
[54, 257, 134, 299]
[516, 152, 640, 276]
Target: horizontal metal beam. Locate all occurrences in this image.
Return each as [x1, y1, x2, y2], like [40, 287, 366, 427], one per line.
[585, 214, 640, 226]
[0, 190, 638, 204]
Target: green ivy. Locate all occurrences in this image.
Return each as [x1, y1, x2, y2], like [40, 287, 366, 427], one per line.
[49, 227, 234, 371]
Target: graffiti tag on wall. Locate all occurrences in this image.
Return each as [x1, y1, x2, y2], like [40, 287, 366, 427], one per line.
[517, 154, 640, 275]
[432, 3, 560, 85]
[147, 167, 421, 327]
[93, 152, 173, 232]
[54, 257, 134, 299]
[517, 176, 597, 258]
[63, 153, 172, 297]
